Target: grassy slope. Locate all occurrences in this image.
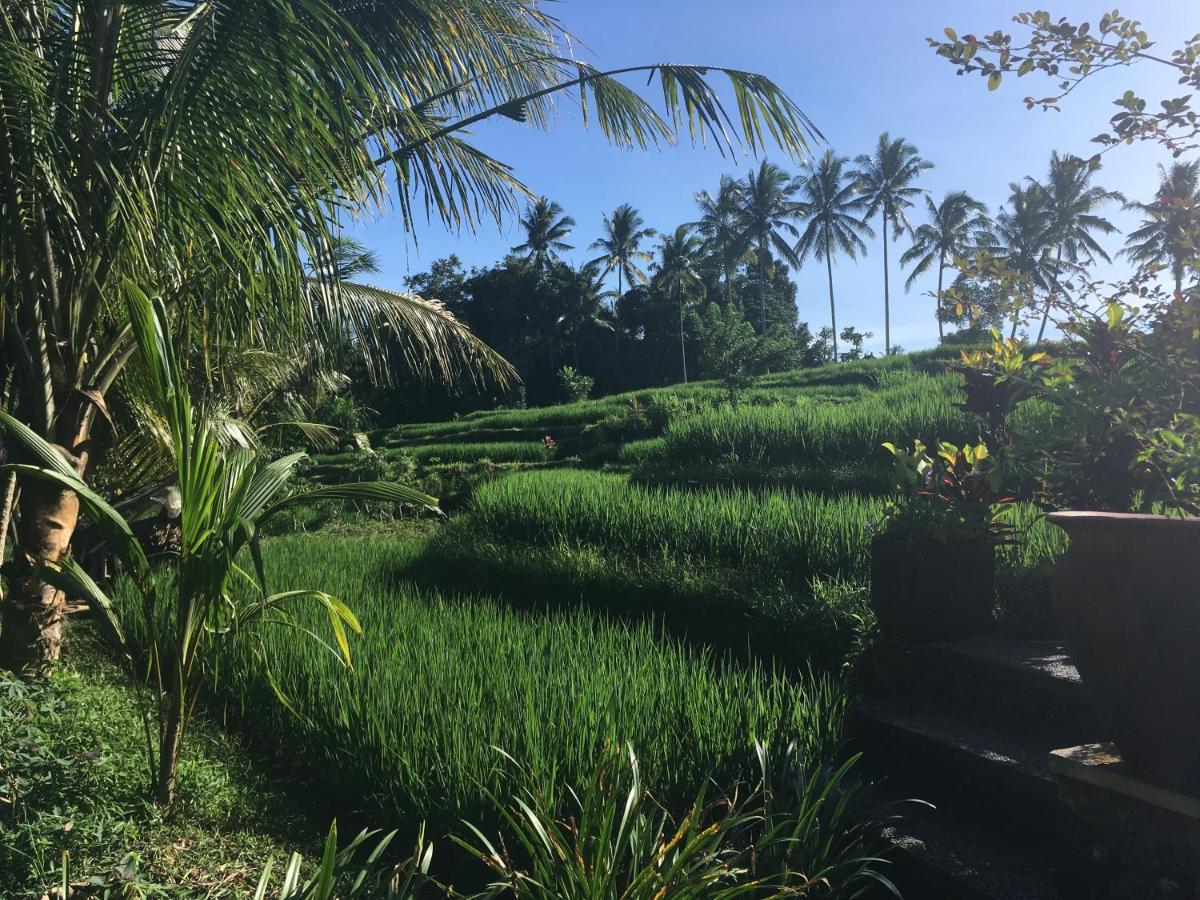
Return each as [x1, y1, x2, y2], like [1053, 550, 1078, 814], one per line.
[114, 536, 849, 838]
[0, 623, 324, 898]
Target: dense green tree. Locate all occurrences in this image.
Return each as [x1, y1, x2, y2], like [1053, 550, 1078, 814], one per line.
[853, 133, 933, 355]
[652, 227, 707, 383]
[1035, 153, 1123, 340]
[513, 198, 576, 269]
[695, 304, 760, 401]
[1122, 161, 1200, 296]
[900, 192, 991, 340]
[559, 265, 615, 368]
[589, 205, 659, 300]
[737, 161, 803, 333]
[795, 151, 874, 362]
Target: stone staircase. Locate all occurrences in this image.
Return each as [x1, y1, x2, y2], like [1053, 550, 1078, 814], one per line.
[853, 638, 1106, 898]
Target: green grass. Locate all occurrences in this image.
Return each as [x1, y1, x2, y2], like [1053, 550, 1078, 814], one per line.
[660, 372, 975, 469]
[405, 441, 547, 464]
[465, 469, 886, 581]
[0, 624, 321, 898]
[115, 537, 849, 836]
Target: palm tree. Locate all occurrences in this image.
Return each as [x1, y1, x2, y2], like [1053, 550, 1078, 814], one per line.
[589, 204, 658, 300]
[513, 197, 576, 269]
[0, 0, 819, 670]
[1034, 153, 1123, 341]
[737, 160, 803, 333]
[693, 177, 751, 305]
[795, 151, 874, 363]
[901, 192, 991, 340]
[653, 226, 707, 383]
[1122, 161, 1200, 296]
[2, 288, 436, 803]
[853, 134, 933, 354]
[987, 183, 1059, 338]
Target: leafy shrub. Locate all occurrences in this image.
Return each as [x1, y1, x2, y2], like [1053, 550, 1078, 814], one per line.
[556, 365, 594, 402]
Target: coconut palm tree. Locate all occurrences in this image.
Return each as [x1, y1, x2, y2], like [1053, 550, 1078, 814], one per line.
[1033, 153, 1123, 341]
[853, 134, 933, 354]
[2, 287, 436, 803]
[900, 192, 992, 340]
[986, 183, 1059, 338]
[0, 0, 819, 670]
[1122, 161, 1200, 296]
[653, 226, 707, 383]
[513, 198, 576, 269]
[795, 151, 874, 363]
[737, 161, 803, 333]
[693, 177, 752, 306]
[589, 205, 658, 301]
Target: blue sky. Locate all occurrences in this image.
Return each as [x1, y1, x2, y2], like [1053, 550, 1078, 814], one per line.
[347, 1, 1199, 355]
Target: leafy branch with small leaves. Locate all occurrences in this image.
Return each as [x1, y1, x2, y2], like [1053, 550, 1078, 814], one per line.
[930, 11, 1200, 156]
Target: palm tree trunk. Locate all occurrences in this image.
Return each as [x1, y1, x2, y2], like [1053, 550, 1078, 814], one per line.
[935, 254, 945, 342]
[1037, 246, 1063, 344]
[156, 669, 186, 805]
[679, 304, 688, 384]
[757, 241, 767, 333]
[882, 215, 891, 355]
[0, 472, 16, 593]
[826, 254, 839, 363]
[0, 470, 80, 673]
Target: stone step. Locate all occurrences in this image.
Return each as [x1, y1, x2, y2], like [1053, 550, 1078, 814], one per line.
[881, 801, 1068, 899]
[855, 698, 1062, 822]
[903, 638, 1106, 745]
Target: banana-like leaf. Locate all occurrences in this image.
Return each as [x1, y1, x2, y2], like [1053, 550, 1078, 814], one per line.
[261, 482, 440, 520]
[39, 557, 127, 647]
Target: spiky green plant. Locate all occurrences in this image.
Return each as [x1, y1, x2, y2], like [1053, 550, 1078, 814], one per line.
[1, 286, 435, 804]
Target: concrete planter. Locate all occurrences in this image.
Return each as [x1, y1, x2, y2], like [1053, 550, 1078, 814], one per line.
[1048, 511, 1200, 793]
[869, 535, 995, 641]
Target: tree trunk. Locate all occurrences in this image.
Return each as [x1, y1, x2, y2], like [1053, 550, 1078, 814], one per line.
[679, 304, 688, 384]
[935, 254, 945, 342]
[156, 682, 185, 806]
[0, 463, 80, 674]
[757, 242, 767, 334]
[882, 214, 891, 355]
[1037, 246, 1063, 344]
[0, 472, 16, 598]
[827, 253, 839, 363]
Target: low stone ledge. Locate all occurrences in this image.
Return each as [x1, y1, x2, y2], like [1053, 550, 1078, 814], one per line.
[1050, 742, 1200, 897]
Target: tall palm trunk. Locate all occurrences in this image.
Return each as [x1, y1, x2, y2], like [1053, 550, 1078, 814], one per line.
[0, 447, 82, 672]
[679, 303, 688, 384]
[881, 213, 891, 355]
[757, 239, 768, 333]
[826, 253, 839, 363]
[1037, 246, 1063, 344]
[0, 472, 16, 594]
[935, 253, 945, 341]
